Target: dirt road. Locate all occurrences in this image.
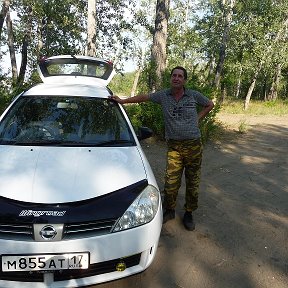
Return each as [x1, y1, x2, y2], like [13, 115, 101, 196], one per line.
[95, 114, 288, 288]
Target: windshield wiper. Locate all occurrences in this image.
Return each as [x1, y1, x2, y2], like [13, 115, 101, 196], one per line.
[2, 139, 135, 147]
[94, 139, 135, 147]
[9, 139, 64, 146]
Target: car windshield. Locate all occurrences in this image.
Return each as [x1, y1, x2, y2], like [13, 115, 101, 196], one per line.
[0, 96, 135, 147]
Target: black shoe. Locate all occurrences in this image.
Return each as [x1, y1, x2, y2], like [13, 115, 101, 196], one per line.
[183, 211, 195, 231]
[163, 209, 175, 224]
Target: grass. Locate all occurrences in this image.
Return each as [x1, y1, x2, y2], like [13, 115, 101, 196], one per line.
[238, 120, 249, 134]
[219, 99, 288, 116]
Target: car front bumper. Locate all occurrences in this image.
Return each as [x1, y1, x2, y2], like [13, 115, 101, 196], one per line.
[0, 207, 162, 287]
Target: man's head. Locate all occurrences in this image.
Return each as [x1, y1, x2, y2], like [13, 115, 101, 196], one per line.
[170, 66, 187, 89]
[171, 66, 187, 80]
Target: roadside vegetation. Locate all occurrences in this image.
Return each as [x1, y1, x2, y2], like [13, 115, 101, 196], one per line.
[219, 99, 288, 116]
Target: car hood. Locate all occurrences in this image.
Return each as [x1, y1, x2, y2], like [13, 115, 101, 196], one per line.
[0, 146, 147, 203]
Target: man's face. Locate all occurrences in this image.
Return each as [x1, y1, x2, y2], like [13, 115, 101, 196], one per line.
[170, 69, 186, 89]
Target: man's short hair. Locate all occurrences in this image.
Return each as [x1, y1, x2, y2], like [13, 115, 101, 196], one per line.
[171, 66, 187, 80]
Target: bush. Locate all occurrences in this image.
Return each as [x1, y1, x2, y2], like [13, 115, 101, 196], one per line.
[125, 102, 165, 139]
[199, 103, 221, 143]
[0, 87, 12, 114]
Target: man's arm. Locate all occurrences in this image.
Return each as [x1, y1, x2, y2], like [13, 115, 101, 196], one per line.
[109, 94, 149, 105]
[198, 100, 214, 121]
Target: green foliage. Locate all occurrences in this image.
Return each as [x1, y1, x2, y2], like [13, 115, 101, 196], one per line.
[0, 86, 12, 114]
[0, 67, 43, 113]
[124, 104, 142, 128]
[195, 0, 288, 103]
[11, 0, 86, 58]
[263, 100, 278, 108]
[199, 103, 221, 143]
[109, 72, 135, 96]
[125, 102, 165, 139]
[137, 102, 164, 138]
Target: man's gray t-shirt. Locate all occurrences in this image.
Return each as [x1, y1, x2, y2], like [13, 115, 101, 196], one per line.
[149, 88, 210, 140]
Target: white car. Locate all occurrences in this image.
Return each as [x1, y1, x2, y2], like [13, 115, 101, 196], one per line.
[0, 55, 162, 287]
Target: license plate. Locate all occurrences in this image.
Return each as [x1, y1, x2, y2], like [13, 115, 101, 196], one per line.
[2, 253, 89, 272]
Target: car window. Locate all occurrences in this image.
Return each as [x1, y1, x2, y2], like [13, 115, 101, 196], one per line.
[39, 58, 113, 80]
[0, 96, 135, 147]
[47, 62, 110, 78]
[37, 56, 115, 86]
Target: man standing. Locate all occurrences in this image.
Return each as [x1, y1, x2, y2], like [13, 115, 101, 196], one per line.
[110, 66, 214, 231]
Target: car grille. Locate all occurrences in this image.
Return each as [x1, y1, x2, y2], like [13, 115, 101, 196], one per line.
[0, 219, 118, 241]
[64, 219, 117, 239]
[0, 223, 33, 240]
[0, 254, 141, 282]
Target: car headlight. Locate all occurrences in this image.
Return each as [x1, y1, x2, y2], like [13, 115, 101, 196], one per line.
[112, 185, 160, 232]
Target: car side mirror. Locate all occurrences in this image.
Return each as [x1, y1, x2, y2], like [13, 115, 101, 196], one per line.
[137, 127, 153, 141]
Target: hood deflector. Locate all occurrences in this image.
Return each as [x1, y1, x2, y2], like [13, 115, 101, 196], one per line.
[0, 179, 148, 224]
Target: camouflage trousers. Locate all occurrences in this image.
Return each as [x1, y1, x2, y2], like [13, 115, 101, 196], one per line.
[163, 138, 203, 212]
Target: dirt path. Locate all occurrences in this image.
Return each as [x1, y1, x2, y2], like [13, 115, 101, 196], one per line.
[95, 114, 288, 288]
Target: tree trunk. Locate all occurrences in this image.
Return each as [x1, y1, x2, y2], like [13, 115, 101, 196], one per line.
[220, 82, 226, 104]
[17, 6, 33, 85]
[244, 70, 259, 110]
[208, 56, 215, 77]
[267, 64, 282, 101]
[0, 0, 10, 38]
[87, 0, 96, 57]
[131, 46, 145, 97]
[151, 0, 170, 91]
[6, 10, 17, 83]
[213, 0, 235, 89]
[235, 65, 242, 98]
[263, 76, 268, 101]
[182, 0, 191, 68]
[131, 68, 141, 97]
[37, 17, 44, 57]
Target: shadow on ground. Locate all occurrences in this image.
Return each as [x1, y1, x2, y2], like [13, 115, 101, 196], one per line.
[94, 121, 288, 288]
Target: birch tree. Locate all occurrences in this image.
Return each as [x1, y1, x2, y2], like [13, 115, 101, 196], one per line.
[213, 0, 236, 89]
[244, 16, 288, 110]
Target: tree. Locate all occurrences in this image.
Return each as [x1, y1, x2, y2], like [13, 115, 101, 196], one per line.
[150, 0, 170, 90]
[87, 0, 96, 57]
[195, 0, 288, 106]
[213, 0, 236, 89]
[128, 0, 155, 95]
[244, 13, 288, 109]
[90, 0, 135, 67]
[17, 5, 32, 85]
[1, 0, 87, 87]
[267, 63, 282, 101]
[0, 0, 10, 38]
[167, 0, 205, 86]
[6, 8, 17, 82]
[1, 0, 287, 108]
